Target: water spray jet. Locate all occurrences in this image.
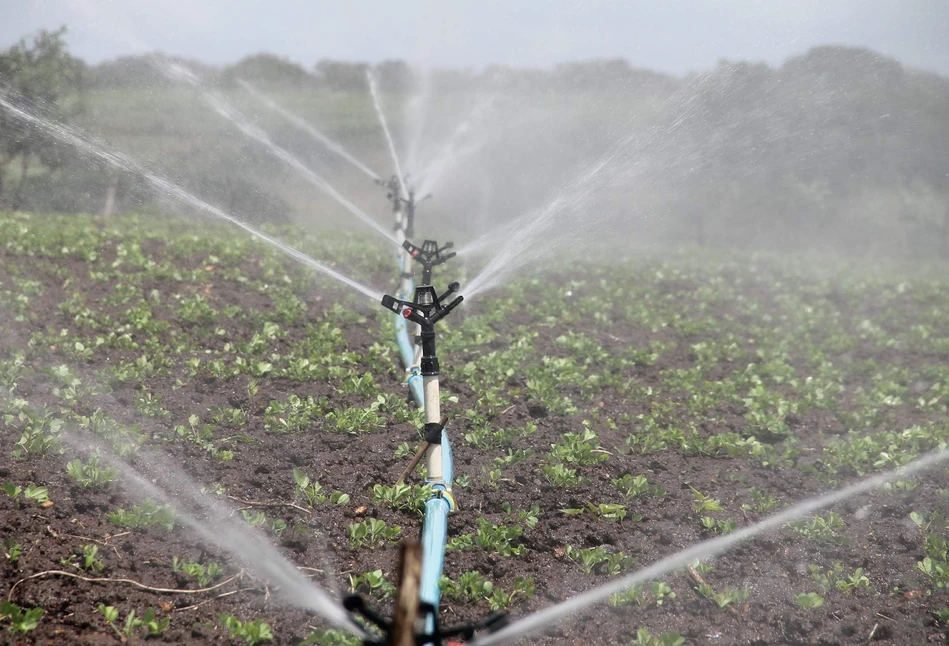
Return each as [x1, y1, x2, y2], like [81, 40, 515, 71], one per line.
[238, 79, 381, 182]
[367, 69, 408, 201]
[158, 59, 401, 250]
[0, 93, 385, 303]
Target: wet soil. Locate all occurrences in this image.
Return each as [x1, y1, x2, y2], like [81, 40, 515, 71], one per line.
[2, 227, 949, 646]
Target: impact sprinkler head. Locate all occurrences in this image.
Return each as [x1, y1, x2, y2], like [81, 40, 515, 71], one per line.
[403, 239, 456, 286]
[381, 281, 463, 376]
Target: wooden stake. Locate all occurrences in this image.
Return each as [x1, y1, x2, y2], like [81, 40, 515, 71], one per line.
[397, 442, 430, 484]
[390, 541, 422, 646]
[396, 416, 448, 484]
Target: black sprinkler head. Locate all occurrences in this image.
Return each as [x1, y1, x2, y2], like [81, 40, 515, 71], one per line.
[402, 239, 457, 286]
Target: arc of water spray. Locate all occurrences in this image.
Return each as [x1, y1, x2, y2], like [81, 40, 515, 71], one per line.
[458, 70, 750, 300]
[366, 69, 408, 200]
[415, 94, 496, 198]
[403, 67, 432, 179]
[238, 79, 381, 182]
[475, 448, 949, 645]
[0, 94, 384, 303]
[62, 432, 362, 636]
[160, 62, 400, 249]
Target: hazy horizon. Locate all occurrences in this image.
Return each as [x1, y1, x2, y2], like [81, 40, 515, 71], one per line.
[2, 0, 948, 76]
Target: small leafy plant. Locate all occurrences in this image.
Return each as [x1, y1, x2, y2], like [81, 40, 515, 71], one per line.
[0, 601, 43, 634]
[66, 452, 121, 489]
[172, 557, 224, 586]
[219, 614, 273, 645]
[347, 519, 401, 548]
[107, 499, 175, 532]
[794, 592, 825, 610]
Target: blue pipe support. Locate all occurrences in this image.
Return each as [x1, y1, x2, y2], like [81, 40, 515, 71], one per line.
[420, 429, 455, 639]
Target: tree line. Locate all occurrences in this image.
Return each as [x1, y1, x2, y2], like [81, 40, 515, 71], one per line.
[1, 27, 948, 256]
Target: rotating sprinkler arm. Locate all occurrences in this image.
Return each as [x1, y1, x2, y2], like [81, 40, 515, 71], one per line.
[403, 239, 456, 286]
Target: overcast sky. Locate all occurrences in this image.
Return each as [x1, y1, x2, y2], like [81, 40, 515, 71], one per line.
[2, 0, 948, 76]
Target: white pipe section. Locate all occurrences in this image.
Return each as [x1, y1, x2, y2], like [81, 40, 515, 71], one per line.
[424, 375, 442, 480]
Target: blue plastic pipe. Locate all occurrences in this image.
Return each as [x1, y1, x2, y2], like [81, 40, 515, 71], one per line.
[392, 246, 455, 641]
[420, 429, 454, 640]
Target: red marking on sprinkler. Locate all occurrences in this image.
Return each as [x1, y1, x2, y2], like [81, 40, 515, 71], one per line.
[412, 250, 419, 257]
[402, 308, 413, 318]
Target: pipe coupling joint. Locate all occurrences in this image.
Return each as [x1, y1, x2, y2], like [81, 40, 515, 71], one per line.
[423, 422, 443, 444]
[420, 356, 439, 375]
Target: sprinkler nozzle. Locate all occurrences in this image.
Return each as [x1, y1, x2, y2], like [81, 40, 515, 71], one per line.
[403, 238, 457, 286]
[448, 281, 460, 293]
[381, 281, 464, 376]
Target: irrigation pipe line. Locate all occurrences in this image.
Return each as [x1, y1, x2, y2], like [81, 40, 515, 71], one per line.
[474, 448, 949, 646]
[380, 174, 466, 643]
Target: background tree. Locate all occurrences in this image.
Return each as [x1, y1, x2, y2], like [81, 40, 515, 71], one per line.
[220, 53, 313, 88]
[0, 26, 84, 207]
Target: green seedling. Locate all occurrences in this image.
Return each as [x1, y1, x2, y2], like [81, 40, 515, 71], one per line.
[564, 545, 635, 575]
[481, 466, 503, 489]
[690, 487, 723, 513]
[540, 464, 589, 487]
[742, 487, 780, 513]
[562, 502, 638, 522]
[9, 406, 63, 457]
[700, 516, 737, 534]
[107, 499, 175, 532]
[371, 482, 431, 514]
[264, 394, 324, 433]
[61, 544, 104, 574]
[98, 605, 168, 640]
[302, 628, 362, 645]
[448, 518, 525, 557]
[612, 581, 676, 608]
[394, 442, 411, 458]
[696, 584, 749, 610]
[611, 474, 665, 498]
[788, 511, 848, 545]
[3, 537, 22, 564]
[631, 629, 686, 646]
[0, 601, 43, 634]
[172, 557, 224, 586]
[794, 592, 825, 610]
[2, 481, 48, 506]
[218, 614, 273, 645]
[293, 467, 326, 507]
[501, 502, 540, 529]
[66, 452, 121, 489]
[440, 571, 535, 610]
[349, 570, 396, 599]
[836, 567, 870, 593]
[347, 519, 401, 548]
[548, 429, 609, 466]
[241, 510, 267, 527]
